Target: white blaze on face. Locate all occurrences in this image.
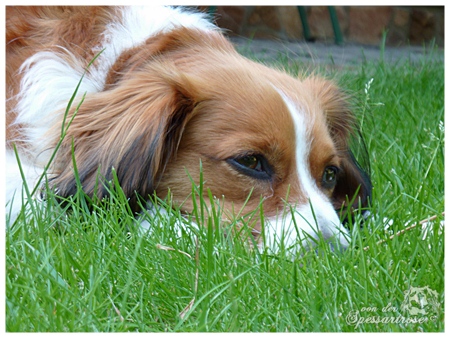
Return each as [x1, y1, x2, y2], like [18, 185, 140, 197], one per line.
[264, 89, 350, 252]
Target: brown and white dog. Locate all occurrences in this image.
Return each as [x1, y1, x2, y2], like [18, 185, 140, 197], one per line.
[5, 6, 371, 250]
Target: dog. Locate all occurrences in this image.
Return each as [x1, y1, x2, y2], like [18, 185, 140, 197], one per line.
[5, 6, 371, 250]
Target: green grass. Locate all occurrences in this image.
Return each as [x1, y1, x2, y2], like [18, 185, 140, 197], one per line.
[5, 44, 444, 332]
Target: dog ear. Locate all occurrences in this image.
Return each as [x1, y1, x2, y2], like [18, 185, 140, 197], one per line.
[332, 150, 372, 223]
[50, 63, 200, 212]
[305, 76, 372, 222]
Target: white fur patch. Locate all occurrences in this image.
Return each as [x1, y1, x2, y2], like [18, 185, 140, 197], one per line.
[14, 50, 101, 164]
[264, 89, 349, 252]
[5, 150, 44, 226]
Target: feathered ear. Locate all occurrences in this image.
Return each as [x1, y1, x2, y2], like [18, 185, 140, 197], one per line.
[332, 150, 372, 223]
[304, 76, 372, 222]
[50, 62, 200, 212]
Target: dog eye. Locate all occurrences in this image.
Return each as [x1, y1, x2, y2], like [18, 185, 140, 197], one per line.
[227, 154, 273, 180]
[235, 155, 261, 171]
[322, 166, 339, 188]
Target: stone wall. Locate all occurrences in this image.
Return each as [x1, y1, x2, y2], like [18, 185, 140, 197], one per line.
[207, 6, 444, 46]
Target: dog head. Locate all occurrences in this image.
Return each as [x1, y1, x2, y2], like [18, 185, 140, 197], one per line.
[50, 28, 371, 248]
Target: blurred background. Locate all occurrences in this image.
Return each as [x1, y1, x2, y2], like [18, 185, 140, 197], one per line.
[199, 6, 444, 47]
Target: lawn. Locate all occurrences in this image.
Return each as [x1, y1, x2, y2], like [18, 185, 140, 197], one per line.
[5, 42, 444, 332]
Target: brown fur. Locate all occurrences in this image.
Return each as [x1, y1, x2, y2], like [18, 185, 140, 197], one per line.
[6, 6, 371, 233]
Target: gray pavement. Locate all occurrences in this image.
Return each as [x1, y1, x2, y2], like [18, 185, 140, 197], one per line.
[230, 37, 444, 67]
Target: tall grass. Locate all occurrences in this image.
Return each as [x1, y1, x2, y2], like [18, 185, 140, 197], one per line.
[5, 44, 444, 332]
